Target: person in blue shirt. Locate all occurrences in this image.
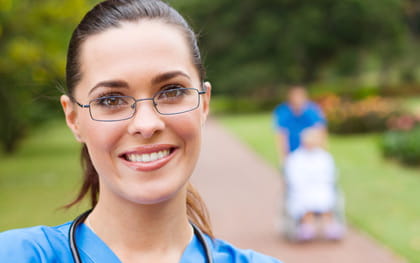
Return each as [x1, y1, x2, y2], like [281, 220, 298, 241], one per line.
[273, 86, 326, 164]
[0, 1, 282, 262]
[273, 86, 331, 241]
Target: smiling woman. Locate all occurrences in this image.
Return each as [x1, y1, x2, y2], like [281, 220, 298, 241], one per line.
[0, 1, 282, 263]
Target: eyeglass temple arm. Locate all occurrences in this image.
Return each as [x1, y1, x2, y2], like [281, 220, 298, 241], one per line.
[75, 101, 90, 108]
[69, 95, 90, 108]
[200, 82, 207, 94]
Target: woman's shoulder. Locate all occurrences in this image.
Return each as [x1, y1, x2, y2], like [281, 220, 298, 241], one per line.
[211, 237, 283, 263]
[0, 222, 72, 262]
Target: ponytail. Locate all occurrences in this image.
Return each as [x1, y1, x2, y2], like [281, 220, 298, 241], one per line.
[186, 182, 213, 237]
[64, 144, 99, 208]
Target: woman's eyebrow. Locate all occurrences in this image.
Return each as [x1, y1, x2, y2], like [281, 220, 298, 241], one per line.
[88, 72, 189, 95]
[88, 80, 129, 95]
[151, 70, 190, 85]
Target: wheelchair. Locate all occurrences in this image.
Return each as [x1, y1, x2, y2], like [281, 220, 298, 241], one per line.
[280, 169, 346, 242]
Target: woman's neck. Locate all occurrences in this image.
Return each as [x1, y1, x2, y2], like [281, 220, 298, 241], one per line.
[86, 188, 193, 262]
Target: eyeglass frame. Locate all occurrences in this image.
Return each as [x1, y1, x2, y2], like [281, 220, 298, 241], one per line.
[70, 87, 207, 122]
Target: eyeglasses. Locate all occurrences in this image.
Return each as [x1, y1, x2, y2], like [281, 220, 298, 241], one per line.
[73, 87, 206, 122]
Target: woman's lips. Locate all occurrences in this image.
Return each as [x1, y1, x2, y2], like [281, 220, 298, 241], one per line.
[119, 145, 177, 172]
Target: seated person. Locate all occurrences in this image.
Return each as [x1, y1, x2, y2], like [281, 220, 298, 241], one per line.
[284, 127, 344, 241]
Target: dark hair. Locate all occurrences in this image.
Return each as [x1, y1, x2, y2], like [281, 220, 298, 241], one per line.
[64, 0, 212, 237]
[66, 0, 205, 93]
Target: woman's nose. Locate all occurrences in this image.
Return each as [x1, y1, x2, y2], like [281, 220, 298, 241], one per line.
[127, 101, 165, 139]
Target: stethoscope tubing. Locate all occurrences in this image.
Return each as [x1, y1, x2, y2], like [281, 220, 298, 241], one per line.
[69, 210, 213, 263]
[69, 210, 92, 263]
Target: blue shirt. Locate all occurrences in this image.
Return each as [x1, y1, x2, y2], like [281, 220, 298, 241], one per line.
[273, 102, 326, 152]
[0, 222, 282, 263]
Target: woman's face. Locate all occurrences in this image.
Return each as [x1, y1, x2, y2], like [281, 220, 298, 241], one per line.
[61, 20, 210, 206]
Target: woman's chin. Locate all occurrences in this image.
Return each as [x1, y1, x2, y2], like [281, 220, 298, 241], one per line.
[122, 184, 186, 206]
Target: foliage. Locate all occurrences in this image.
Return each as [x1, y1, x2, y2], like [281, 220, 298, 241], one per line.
[210, 96, 280, 115]
[0, 0, 98, 153]
[310, 83, 382, 100]
[381, 128, 420, 166]
[316, 95, 400, 134]
[381, 114, 420, 166]
[176, 0, 414, 96]
[220, 113, 420, 263]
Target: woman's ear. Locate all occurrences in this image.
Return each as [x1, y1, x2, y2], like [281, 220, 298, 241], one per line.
[201, 81, 212, 124]
[60, 95, 83, 142]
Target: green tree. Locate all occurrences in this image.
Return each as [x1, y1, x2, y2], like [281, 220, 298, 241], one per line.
[0, 0, 98, 153]
[176, 0, 409, 96]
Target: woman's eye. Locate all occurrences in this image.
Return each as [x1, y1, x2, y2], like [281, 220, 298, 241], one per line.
[165, 89, 182, 98]
[157, 87, 188, 100]
[95, 96, 128, 107]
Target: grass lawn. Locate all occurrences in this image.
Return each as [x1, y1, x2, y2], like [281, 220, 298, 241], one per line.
[219, 113, 420, 263]
[0, 120, 89, 231]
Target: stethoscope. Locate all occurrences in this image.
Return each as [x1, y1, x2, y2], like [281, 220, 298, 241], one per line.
[69, 210, 213, 263]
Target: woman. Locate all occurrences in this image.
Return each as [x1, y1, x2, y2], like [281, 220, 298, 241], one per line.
[0, 0, 282, 262]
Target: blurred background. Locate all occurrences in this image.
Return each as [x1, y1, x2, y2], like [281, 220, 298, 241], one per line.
[0, 0, 419, 262]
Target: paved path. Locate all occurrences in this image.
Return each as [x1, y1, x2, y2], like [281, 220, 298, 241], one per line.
[192, 119, 405, 263]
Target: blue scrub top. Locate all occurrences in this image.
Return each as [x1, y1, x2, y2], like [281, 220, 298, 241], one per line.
[273, 102, 326, 152]
[0, 222, 282, 263]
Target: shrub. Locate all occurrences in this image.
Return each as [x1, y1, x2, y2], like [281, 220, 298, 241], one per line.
[386, 114, 420, 131]
[381, 114, 420, 166]
[316, 94, 400, 134]
[381, 127, 420, 166]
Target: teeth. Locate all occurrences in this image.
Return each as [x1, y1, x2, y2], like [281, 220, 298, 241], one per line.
[126, 150, 170, 163]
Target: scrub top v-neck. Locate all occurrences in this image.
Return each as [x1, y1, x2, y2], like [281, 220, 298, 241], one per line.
[0, 222, 282, 263]
[75, 223, 208, 263]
